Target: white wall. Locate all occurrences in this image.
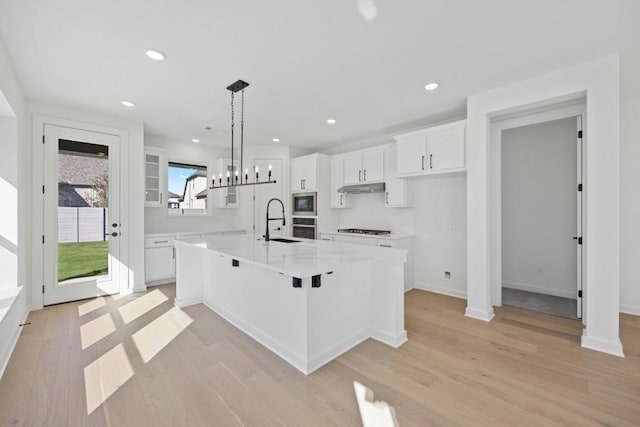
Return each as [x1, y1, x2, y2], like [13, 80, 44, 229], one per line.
[501, 118, 577, 299]
[467, 55, 622, 357]
[0, 114, 18, 290]
[334, 171, 467, 298]
[619, 52, 640, 316]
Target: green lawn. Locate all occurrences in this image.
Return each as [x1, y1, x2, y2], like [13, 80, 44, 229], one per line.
[58, 241, 108, 282]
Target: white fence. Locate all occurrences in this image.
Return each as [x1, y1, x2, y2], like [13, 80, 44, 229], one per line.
[58, 207, 107, 243]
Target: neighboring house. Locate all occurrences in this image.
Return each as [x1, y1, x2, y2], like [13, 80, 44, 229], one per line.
[58, 153, 108, 207]
[178, 170, 207, 210]
[167, 191, 181, 209]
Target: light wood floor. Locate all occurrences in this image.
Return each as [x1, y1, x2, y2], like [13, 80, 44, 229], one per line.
[1, 284, 639, 426]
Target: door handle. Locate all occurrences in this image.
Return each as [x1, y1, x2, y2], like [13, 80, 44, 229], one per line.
[112, 223, 118, 228]
[111, 232, 119, 237]
[421, 155, 425, 170]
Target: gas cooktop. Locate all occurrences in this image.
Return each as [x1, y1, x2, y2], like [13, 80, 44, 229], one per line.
[337, 228, 391, 236]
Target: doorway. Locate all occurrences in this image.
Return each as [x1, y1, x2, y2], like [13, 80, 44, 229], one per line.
[43, 125, 121, 305]
[500, 116, 582, 319]
[490, 102, 585, 320]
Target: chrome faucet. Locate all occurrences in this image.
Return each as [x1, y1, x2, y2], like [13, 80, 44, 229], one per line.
[264, 198, 286, 241]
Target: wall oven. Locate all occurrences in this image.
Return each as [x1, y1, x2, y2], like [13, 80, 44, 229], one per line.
[292, 192, 317, 216]
[292, 217, 316, 240]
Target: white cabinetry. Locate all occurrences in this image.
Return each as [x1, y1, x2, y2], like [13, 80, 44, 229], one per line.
[330, 155, 351, 209]
[213, 158, 239, 208]
[145, 147, 166, 207]
[395, 120, 466, 177]
[291, 155, 317, 192]
[384, 147, 411, 207]
[343, 148, 384, 185]
[145, 236, 175, 282]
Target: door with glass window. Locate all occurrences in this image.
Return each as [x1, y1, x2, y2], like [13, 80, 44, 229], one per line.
[43, 125, 121, 305]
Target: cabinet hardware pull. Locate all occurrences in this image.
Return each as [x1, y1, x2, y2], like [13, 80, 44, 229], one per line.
[154, 240, 169, 244]
[160, 192, 163, 204]
[359, 170, 362, 181]
[385, 192, 389, 204]
[340, 194, 343, 206]
[379, 244, 392, 248]
[364, 170, 367, 181]
[172, 248, 175, 259]
[421, 155, 425, 170]
[430, 154, 433, 169]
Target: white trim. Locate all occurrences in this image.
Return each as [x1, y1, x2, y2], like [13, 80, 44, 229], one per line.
[413, 282, 467, 299]
[502, 281, 576, 299]
[370, 328, 408, 348]
[620, 305, 640, 316]
[464, 307, 495, 322]
[581, 334, 624, 357]
[0, 288, 28, 379]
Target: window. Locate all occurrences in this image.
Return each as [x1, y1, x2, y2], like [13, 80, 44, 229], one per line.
[167, 161, 209, 216]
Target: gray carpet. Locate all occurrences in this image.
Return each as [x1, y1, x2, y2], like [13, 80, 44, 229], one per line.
[502, 288, 578, 319]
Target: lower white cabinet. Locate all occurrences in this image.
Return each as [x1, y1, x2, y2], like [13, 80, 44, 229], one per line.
[145, 236, 175, 283]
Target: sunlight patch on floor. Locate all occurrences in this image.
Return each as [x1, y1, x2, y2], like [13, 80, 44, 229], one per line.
[80, 312, 116, 350]
[83, 344, 134, 415]
[131, 306, 193, 363]
[78, 297, 106, 317]
[118, 289, 168, 324]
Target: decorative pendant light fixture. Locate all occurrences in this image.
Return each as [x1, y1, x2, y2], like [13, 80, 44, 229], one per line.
[210, 79, 276, 189]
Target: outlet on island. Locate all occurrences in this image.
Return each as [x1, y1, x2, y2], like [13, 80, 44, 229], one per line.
[444, 271, 451, 279]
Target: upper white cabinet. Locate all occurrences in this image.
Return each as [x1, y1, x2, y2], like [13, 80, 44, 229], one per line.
[145, 147, 166, 208]
[330, 155, 351, 208]
[395, 120, 466, 177]
[291, 154, 317, 192]
[343, 148, 384, 185]
[384, 147, 411, 207]
[213, 158, 239, 208]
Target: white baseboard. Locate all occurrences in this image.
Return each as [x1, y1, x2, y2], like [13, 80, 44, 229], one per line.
[464, 306, 495, 322]
[413, 282, 467, 299]
[620, 304, 640, 316]
[502, 281, 576, 299]
[581, 334, 624, 357]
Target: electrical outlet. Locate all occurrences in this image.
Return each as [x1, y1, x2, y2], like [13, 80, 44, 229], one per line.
[444, 271, 451, 279]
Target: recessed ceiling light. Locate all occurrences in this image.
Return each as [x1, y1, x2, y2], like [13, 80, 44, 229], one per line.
[145, 49, 166, 61]
[192, 139, 200, 143]
[272, 138, 280, 142]
[121, 100, 136, 107]
[326, 119, 337, 124]
[424, 82, 439, 91]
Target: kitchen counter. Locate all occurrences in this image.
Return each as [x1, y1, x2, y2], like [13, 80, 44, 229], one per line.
[318, 230, 414, 240]
[174, 234, 407, 374]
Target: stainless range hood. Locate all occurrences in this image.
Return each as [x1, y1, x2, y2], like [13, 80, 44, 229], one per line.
[337, 182, 385, 194]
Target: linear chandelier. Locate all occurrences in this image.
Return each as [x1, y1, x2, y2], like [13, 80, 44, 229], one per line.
[210, 80, 276, 189]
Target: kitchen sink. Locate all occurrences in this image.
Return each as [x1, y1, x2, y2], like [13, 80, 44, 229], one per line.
[268, 238, 302, 243]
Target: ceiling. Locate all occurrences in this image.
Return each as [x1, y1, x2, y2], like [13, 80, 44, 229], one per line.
[0, 0, 638, 151]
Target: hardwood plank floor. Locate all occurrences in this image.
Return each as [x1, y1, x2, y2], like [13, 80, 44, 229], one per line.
[1, 284, 639, 426]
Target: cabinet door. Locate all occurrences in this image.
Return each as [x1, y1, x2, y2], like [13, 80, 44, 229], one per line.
[330, 156, 347, 208]
[396, 135, 427, 175]
[362, 149, 384, 182]
[301, 156, 317, 191]
[145, 149, 165, 207]
[291, 159, 304, 192]
[384, 147, 408, 207]
[145, 246, 175, 282]
[427, 127, 465, 171]
[343, 153, 363, 184]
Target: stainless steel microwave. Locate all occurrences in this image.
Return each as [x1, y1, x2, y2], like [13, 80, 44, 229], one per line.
[292, 192, 316, 216]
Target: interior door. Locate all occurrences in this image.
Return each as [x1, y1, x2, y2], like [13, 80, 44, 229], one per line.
[576, 116, 584, 319]
[253, 159, 284, 238]
[43, 124, 121, 305]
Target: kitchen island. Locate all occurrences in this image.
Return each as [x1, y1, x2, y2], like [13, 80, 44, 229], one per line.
[174, 234, 407, 374]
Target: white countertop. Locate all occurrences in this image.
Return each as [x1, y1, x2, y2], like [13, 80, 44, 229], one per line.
[175, 234, 407, 278]
[145, 229, 246, 238]
[318, 230, 415, 240]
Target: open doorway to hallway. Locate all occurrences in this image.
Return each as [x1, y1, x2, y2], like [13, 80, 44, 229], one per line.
[500, 116, 582, 319]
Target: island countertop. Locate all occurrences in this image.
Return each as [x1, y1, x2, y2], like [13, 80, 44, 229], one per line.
[174, 234, 407, 279]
